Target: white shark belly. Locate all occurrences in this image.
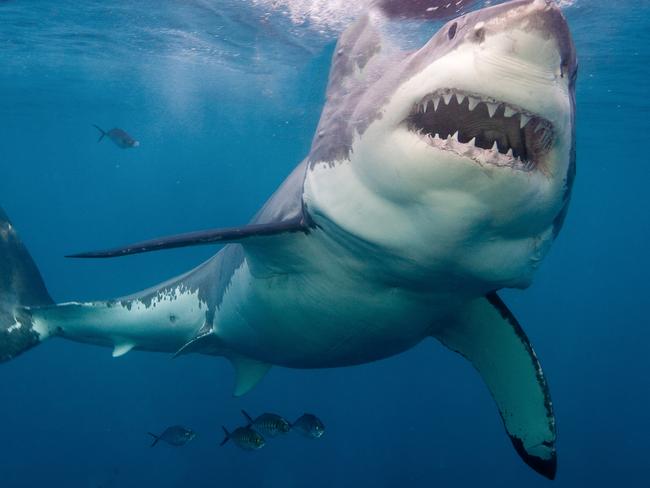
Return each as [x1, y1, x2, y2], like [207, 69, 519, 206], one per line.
[214, 236, 462, 368]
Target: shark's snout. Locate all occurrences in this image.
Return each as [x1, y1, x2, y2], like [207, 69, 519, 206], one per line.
[397, 0, 576, 173]
[471, 0, 577, 77]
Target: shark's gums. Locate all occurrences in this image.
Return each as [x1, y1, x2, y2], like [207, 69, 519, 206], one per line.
[0, 0, 576, 479]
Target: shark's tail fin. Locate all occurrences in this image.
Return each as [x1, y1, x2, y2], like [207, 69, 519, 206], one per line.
[219, 426, 230, 446]
[92, 124, 107, 143]
[0, 207, 54, 363]
[147, 432, 160, 447]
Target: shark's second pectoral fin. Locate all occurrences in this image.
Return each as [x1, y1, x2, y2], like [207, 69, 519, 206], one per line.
[229, 355, 272, 397]
[433, 292, 557, 479]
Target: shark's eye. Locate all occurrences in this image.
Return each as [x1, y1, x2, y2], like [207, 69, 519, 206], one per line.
[448, 22, 457, 40]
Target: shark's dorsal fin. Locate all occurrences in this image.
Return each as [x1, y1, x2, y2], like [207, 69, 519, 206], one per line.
[229, 355, 271, 397]
[432, 292, 557, 480]
[66, 216, 310, 259]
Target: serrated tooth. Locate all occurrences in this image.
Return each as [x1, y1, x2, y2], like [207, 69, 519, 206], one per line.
[442, 93, 452, 104]
[520, 114, 531, 128]
[468, 97, 479, 111]
[423, 102, 428, 113]
[451, 130, 459, 141]
[504, 106, 516, 117]
[468, 136, 476, 147]
[433, 97, 440, 111]
[446, 134, 453, 143]
[433, 133, 440, 140]
[456, 93, 466, 105]
[486, 103, 498, 118]
[491, 141, 498, 152]
[506, 148, 513, 158]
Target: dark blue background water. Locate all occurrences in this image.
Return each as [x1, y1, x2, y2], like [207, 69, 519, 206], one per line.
[1, 1, 648, 486]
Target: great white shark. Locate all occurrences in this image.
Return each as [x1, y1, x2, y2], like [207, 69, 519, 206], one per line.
[0, 0, 576, 479]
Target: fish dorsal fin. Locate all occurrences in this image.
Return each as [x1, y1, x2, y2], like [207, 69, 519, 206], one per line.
[66, 217, 310, 259]
[432, 292, 556, 480]
[229, 355, 271, 397]
[240, 409, 254, 426]
[112, 341, 135, 358]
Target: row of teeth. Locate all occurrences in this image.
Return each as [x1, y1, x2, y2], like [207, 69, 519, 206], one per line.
[417, 93, 536, 130]
[418, 130, 536, 171]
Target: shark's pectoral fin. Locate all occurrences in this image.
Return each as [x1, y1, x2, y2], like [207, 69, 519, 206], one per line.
[433, 292, 556, 480]
[66, 216, 310, 259]
[229, 355, 271, 397]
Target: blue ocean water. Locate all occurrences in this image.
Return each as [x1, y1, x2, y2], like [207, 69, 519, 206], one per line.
[1, 0, 649, 486]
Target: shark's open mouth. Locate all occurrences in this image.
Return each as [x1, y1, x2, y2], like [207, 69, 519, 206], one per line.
[406, 89, 554, 171]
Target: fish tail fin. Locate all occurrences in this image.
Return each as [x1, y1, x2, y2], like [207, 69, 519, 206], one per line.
[0, 207, 54, 363]
[147, 432, 160, 447]
[240, 409, 254, 427]
[219, 426, 230, 446]
[92, 124, 106, 142]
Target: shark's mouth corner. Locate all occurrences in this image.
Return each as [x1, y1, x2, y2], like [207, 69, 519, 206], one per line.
[405, 89, 554, 171]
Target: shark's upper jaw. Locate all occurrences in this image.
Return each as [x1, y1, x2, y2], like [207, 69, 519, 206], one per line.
[405, 88, 554, 171]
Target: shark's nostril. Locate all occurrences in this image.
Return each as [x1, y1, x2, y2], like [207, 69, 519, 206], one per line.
[473, 22, 485, 43]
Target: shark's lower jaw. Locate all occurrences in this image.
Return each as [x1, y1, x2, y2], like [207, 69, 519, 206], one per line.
[406, 89, 554, 171]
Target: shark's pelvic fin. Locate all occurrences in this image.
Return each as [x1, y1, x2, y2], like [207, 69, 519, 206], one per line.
[66, 216, 310, 259]
[112, 341, 135, 358]
[172, 323, 214, 358]
[229, 355, 272, 397]
[433, 292, 557, 480]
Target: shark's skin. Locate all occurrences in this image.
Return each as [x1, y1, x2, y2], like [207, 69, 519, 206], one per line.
[1, 0, 576, 479]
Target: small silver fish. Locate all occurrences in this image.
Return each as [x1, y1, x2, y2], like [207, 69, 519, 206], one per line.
[93, 125, 139, 148]
[220, 425, 265, 451]
[292, 413, 325, 439]
[148, 425, 196, 447]
[241, 409, 291, 438]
